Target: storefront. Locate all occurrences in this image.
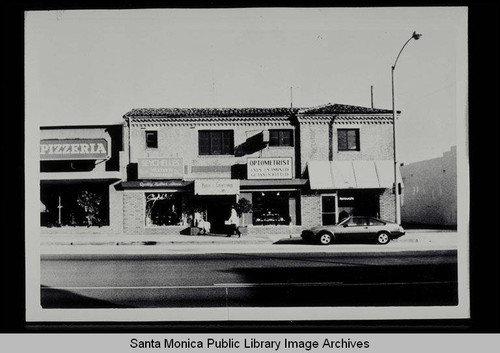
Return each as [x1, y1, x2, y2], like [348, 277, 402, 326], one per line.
[120, 156, 306, 235]
[40, 125, 124, 234]
[305, 160, 399, 225]
[40, 180, 111, 227]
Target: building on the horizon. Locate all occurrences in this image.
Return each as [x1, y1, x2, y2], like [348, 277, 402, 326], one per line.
[400, 146, 457, 228]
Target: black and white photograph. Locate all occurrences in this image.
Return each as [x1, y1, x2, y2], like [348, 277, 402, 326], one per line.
[24, 7, 470, 325]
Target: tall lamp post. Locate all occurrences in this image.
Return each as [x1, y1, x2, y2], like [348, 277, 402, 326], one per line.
[392, 31, 422, 224]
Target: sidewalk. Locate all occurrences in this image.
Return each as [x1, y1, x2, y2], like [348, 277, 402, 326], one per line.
[39, 229, 460, 255]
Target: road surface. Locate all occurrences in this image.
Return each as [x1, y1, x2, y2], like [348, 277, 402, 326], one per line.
[41, 250, 458, 308]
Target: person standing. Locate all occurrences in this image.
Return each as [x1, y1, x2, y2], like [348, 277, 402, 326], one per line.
[226, 205, 241, 238]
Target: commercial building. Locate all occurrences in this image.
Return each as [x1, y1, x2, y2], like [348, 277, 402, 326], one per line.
[40, 124, 125, 233]
[120, 103, 400, 236]
[400, 146, 457, 227]
[39, 103, 401, 236]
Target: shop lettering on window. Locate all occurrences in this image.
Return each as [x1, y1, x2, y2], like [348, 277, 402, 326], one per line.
[145, 193, 182, 226]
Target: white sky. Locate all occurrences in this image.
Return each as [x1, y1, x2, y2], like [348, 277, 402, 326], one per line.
[25, 7, 467, 164]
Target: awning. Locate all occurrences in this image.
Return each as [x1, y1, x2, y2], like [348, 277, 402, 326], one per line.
[308, 160, 401, 189]
[119, 180, 193, 189]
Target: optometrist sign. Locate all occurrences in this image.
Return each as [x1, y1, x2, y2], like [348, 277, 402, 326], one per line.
[40, 139, 109, 160]
[247, 157, 293, 179]
[138, 158, 184, 179]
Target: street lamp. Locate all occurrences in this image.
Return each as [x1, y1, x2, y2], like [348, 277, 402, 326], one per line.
[391, 31, 422, 225]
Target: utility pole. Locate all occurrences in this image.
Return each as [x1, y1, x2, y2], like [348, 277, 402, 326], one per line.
[371, 85, 374, 108]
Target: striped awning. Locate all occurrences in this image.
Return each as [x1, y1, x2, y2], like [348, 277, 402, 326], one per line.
[308, 160, 401, 189]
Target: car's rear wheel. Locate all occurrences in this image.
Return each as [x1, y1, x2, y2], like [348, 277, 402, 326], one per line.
[376, 231, 390, 245]
[318, 231, 334, 245]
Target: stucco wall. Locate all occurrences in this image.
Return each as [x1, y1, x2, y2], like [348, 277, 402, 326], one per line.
[400, 146, 457, 226]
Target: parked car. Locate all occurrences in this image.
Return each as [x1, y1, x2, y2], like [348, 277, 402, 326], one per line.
[301, 216, 405, 245]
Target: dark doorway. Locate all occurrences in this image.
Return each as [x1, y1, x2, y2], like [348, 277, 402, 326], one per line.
[204, 195, 236, 233]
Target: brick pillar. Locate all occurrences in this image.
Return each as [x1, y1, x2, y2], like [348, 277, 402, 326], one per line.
[379, 188, 396, 222]
[301, 193, 322, 227]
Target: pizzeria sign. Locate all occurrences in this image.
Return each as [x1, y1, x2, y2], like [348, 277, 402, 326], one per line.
[40, 139, 109, 160]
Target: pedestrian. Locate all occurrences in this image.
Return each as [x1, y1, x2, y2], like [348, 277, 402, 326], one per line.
[226, 205, 241, 238]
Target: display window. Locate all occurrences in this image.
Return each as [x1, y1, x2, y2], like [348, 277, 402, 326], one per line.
[338, 190, 380, 219]
[145, 192, 182, 226]
[40, 182, 109, 227]
[252, 191, 291, 225]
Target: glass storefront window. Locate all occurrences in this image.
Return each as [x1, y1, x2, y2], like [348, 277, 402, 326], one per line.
[145, 192, 182, 226]
[252, 191, 290, 225]
[40, 183, 109, 227]
[321, 195, 337, 225]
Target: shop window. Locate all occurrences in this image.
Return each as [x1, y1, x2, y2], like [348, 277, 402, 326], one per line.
[252, 191, 290, 225]
[321, 195, 337, 225]
[146, 131, 158, 148]
[199, 130, 234, 155]
[269, 129, 294, 147]
[338, 129, 360, 151]
[40, 183, 109, 227]
[145, 193, 182, 226]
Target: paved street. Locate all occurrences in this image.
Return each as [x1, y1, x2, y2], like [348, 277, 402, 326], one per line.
[41, 250, 458, 308]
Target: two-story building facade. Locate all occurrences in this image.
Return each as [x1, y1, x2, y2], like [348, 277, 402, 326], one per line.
[120, 103, 400, 236]
[120, 108, 306, 236]
[297, 104, 399, 228]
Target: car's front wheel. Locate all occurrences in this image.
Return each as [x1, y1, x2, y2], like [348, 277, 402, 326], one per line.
[376, 231, 390, 245]
[318, 231, 334, 245]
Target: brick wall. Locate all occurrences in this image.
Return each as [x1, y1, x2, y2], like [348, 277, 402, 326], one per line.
[299, 121, 393, 175]
[129, 120, 297, 180]
[301, 193, 322, 227]
[379, 188, 396, 222]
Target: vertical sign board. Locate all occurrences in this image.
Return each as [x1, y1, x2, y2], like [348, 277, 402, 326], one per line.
[195, 179, 240, 195]
[247, 157, 293, 180]
[138, 158, 184, 179]
[40, 139, 109, 160]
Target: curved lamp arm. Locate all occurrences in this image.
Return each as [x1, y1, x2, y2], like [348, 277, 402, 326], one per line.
[393, 31, 422, 70]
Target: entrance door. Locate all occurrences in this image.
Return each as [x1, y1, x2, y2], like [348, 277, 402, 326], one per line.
[204, 195, 235, 233]
[321, 194, 338, 225]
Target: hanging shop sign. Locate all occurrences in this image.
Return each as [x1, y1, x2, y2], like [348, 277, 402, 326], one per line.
[247, 157, 293, 180]
[194, 179, 240, 195]
[40, 139, 109, 160]
[138, 157, 184, 179]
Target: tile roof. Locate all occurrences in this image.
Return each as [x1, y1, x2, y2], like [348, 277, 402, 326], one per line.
[125, 107, 300, 118]
[123, 103, 394, 120]
[299, 103, 392, 115]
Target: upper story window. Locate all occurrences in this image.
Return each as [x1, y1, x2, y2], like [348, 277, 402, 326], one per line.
[269, 129, 294, 147]
[145, 131, 158, 149]
[337, 129, 360, 151]
[199, 130, 234, 155]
